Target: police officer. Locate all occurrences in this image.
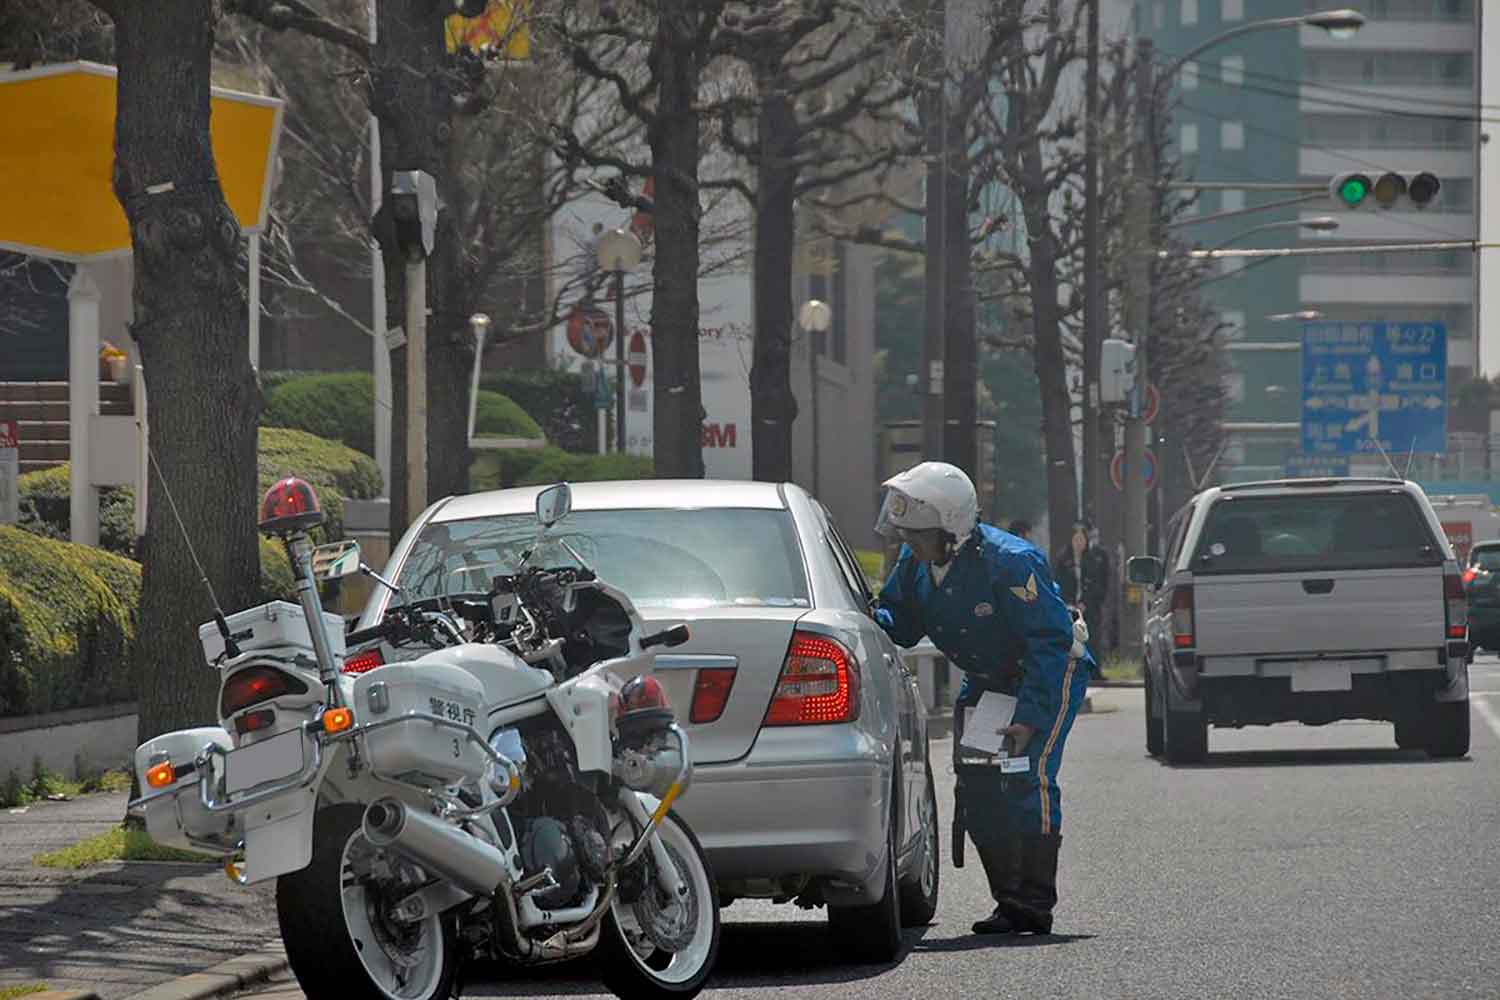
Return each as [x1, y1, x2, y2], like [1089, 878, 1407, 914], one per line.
[873, 462, 1093, 935]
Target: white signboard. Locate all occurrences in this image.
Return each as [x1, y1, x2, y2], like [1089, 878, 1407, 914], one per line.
[550, 193, 755, 479]
[0, 420, 18, 524]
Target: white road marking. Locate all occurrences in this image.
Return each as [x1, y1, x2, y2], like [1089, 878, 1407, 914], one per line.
[1472, 692, 1500, 743]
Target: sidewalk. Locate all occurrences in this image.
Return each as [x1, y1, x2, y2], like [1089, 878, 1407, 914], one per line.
[0, 791, 281, 1000]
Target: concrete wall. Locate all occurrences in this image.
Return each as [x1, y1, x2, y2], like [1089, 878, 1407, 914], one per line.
[0, 703, 138, 781]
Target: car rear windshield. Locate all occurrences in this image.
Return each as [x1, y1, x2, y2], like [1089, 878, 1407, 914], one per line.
[1471, 547, 1500, 572]
[395, 508, 810, 609]
[1191, 492, 1440, 574]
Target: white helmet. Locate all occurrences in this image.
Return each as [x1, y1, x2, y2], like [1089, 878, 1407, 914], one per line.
[875, 461, 979, 544]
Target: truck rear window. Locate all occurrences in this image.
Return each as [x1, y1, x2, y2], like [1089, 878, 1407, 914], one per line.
[1191, 492, 1441, 574]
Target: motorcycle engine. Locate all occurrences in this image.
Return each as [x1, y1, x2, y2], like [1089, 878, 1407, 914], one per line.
[519, 818, 579, 909]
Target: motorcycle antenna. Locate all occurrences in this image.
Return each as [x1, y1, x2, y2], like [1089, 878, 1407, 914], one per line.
[146, 445, 243, 660]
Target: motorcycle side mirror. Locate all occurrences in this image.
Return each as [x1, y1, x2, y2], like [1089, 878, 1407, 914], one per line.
[311, 539, 362, 581]
[535, 483, 572, 528]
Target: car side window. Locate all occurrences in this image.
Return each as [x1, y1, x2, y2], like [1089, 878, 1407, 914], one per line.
[819, 505, 874, 611]
[1163, 503, 1194, 572]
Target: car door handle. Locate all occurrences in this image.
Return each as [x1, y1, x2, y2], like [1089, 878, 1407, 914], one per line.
[1302, 579, 1335, 595]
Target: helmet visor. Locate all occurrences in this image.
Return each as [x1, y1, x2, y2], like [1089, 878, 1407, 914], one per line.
[874, 487, 944, 540]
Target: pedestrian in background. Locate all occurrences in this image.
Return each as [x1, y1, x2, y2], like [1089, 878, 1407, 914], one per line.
[1056, 519, 1109, 661]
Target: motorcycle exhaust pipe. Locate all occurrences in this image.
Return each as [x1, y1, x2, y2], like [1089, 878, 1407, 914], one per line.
[363, 798, 510, 897]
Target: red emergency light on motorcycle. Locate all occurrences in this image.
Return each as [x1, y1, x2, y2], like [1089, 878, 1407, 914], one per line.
[615, 674, 675, 743]
[258, 477, 325, 536]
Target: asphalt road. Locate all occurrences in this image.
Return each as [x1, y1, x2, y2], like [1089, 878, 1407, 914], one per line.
[448, 660, 1500, 1000]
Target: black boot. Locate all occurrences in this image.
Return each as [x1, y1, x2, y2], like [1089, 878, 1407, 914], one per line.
[970, 836, 1023, 934]
[1003, 833, 1061, 935]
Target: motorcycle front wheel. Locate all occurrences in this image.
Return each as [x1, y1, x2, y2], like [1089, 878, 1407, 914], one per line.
[277, 804, 458, 1000]
[598, 810, 721, 999]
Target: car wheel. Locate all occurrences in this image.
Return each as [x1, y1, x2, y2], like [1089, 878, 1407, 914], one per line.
[1423, 699, 1471, 759]
[1144, 671, 1165, 758]
[1164, 704, 1208, 765]
[897, 764, 939, 927]
[828, 785, 902, 964]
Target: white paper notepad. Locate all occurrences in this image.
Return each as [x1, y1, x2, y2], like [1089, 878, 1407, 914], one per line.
[959, 691, 1018, 756]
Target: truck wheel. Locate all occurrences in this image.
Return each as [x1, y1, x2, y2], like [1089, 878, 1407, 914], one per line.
[1393, 717, 1422, 751]
[1165, 706, 1207, 765]
[1423, 699, 1471, 759]
[1145, 673, 1165, 758]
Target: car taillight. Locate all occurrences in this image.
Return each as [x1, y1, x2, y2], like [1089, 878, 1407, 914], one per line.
[689, 667, 737, 724]
[1172, 585, 1196, 649]
[220, 665, 308, 718]
[1462, 567, 1478, 585]
[342, 649, 384, 675]
[764, 632, 859, 726]
[1444, 573, 1468, 640]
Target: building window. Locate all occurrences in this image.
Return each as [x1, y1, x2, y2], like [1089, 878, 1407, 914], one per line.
[1154, 2, 1165, 29]
[1221, 55, 1244, 86]
[1220, 310, 1246, 341]
[1182, 0, 1198, 26]
[1181, 60, 1199, 91]
[1222, 0, 1243, 20]
[1221, 121, 1245, 150]
[1220, 188, 1245, 213]
[1220, 256, 1245, 276]
[1223, 372, 1246, 403]
[1180, 123, 1199, 155]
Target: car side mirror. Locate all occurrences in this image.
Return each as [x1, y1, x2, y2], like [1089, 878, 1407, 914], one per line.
[1127, 556, 1164, 588]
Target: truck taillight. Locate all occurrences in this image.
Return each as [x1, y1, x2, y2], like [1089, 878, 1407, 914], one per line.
[764, 632, 860, 726]
[1444, 573, 1468, 640]
[1172, 585, 1196, 649]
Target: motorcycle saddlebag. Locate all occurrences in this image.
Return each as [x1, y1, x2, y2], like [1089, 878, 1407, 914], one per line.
[353, 663, 488, 786]
[133, 727, 238, 853]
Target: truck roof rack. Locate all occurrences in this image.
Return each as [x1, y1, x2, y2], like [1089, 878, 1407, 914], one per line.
[1218, 477, 1404, 492]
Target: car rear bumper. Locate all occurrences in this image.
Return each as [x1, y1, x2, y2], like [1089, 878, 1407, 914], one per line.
[675, 725, 889, 890]
[1193, 665, 1457, 726]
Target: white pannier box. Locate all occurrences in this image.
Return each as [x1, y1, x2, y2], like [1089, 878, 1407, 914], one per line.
[134, 726, 238, 853]
[353, 663, 488, 786]
[198, 601, 346, 666]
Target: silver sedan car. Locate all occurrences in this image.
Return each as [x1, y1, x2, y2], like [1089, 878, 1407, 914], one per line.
[362, 479, 939, 962]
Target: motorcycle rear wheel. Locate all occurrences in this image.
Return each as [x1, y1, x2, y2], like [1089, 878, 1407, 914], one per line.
[598, 810, 720, 999]
[277, 804, 458, 1000]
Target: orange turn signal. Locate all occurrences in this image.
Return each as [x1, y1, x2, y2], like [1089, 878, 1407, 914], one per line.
[322, 706, 354, 734]
[145, 761, 176, 789]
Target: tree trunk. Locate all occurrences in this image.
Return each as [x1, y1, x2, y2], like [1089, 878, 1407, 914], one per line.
[110, 0, 263, 743]
[941, 141, 976, 482]
[647, 3, 706, 479]
[749, 88, 798, 483]
[375, 0, 471, 535]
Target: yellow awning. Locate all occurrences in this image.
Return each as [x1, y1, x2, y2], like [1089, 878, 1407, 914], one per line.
[0, 61, 282, 262]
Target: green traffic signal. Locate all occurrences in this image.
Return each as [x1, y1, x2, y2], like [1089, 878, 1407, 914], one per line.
[1337, 174, 1371, 208]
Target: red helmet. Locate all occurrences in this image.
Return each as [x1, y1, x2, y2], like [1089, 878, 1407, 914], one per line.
[258, 477, 324, 536]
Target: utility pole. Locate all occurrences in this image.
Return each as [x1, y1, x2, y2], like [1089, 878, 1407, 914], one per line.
[1082, 0, 1103, 528]
[1121, 37, 1155, 659]
[921, 0, 947, 462]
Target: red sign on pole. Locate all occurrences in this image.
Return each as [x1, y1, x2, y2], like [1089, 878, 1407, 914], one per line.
[566, 304, 613, 359]
[627, 331, 648, 387]
[1442, 521, 1473, 563]
[0, 420, 17, 450]
[1142, 383, 1160, 425]
[1111, 448, 1158, 492]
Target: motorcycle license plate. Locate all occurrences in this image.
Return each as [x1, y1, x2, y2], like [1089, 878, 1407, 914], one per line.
[224, 728, 305, 795]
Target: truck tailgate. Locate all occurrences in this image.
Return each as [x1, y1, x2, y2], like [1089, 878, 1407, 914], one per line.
[1195, 567, 1446, 657]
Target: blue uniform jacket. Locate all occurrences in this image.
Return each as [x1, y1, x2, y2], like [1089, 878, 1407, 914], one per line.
[874, 523, 1093, 735]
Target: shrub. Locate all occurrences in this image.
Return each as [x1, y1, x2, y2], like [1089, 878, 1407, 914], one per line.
[18, 465, 135, 556]
[480, 370, 591, 452]
[263, 372, 378, 456]
[474, 390, 543, 439]
[0, 527, 139, 718]
[470, 446, 651, 491]
[256, 427, 383, 538]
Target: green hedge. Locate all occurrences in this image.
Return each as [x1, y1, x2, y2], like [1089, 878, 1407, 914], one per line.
[18, 465, 136, 556]
[257, 427, 382, 538]
[480, 370, 591, 452]
[470, 447, 652, 491]
[0, 526, 140, 718]
[263, 371, 544, 457]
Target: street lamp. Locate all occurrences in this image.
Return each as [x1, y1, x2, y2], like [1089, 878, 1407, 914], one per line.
[1267, 310, 1324, 323]
[798, 299, 833, 497]
[466, 312, 490, 448]
[1158, 10, 1366, 87]
[597, 229, 642, 453]
[1210, 216, 1340, 251]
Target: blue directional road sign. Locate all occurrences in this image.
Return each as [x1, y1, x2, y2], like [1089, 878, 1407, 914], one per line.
[1283, 453, 1350, 478]
[1300, 322, 1446, 457]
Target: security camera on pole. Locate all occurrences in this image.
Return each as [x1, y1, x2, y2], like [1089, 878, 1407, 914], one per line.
[386, 170, 439, 523]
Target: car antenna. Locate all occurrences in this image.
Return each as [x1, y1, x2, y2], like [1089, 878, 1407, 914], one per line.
[1402, 438, 1417, 479]
[146, 445, 242, 660]
[1371, 437, 1402, 480]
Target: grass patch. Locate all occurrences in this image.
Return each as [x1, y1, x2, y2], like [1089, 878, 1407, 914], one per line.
[34, 827, 219, 869]
[855, 549, 885, 592]
[1098, 652, 1144, 683]
[0, 761, 131, 809]
[0, 984, 48, 1000]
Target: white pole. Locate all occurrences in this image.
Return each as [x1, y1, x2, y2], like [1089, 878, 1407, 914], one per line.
[406, 257, 427, 520]
[369, 0, 392, 496]
[67, 265, 101, 547]
[248, 232, 261, 368]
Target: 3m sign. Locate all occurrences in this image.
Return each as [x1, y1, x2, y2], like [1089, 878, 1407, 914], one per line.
[702, 423, 737, 448]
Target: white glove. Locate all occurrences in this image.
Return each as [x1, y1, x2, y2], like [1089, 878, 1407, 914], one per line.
[1070, 608, 1090, 660]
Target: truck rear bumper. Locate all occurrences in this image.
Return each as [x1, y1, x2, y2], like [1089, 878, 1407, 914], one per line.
[1194, 665, 1457, 727]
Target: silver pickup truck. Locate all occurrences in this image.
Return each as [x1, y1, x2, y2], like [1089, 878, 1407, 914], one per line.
[1127, 478, 1471, 764]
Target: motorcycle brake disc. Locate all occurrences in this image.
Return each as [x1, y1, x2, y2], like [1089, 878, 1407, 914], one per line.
[633, 841, 698, 953]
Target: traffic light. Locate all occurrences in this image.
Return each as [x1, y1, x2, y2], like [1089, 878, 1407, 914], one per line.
[1329, 171, 1441, 210]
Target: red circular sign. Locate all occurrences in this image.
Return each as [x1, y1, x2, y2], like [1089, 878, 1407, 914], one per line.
[627, 331, 648, 387]
[1111, 448, 1158, 492]
[566, 305, 613, 358]
[1143, 383, 1160, 425]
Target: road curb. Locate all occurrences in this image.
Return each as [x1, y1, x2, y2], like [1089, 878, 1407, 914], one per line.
[120, 945, 287, 1000]
[30, 991, 104, 1000]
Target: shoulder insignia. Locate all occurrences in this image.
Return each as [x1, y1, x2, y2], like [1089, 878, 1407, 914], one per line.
[1009, 573, 1039, 604]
